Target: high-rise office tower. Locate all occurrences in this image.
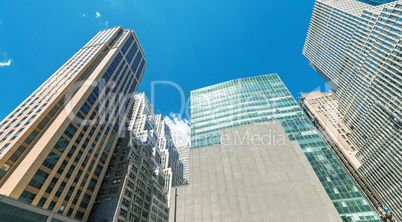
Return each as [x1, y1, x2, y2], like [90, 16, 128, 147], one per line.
[303, 0, 402, 219]
[190, 74, 381, 221]
[299, 91, 385, 216]
[90, 93, 179, 222]
[88, 131, 169, 222]
[0, 26, 146, 221]
[128, 93, 184, 206]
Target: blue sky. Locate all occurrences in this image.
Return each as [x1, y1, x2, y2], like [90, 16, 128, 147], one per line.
[0, 0, 327, 138]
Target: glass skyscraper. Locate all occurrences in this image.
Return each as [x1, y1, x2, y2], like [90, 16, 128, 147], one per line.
[191, 74, 381, 222]
[0, 26, 146, 221]
[303, 0, 401, 220]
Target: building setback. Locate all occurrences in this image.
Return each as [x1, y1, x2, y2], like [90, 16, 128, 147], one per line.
[190, 74, 381, 221]
[303, 0, 402, 220]
[154, 114, 184, 205]
[89, 92, 184, 222]
[0, 26, 146, 221]
[88, 131, 169, 222]
[128, 93, 184, 207]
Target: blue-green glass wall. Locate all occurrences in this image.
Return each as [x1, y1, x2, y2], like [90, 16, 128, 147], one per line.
[356, 0, 397, 6]
[190, 73, 381, 222]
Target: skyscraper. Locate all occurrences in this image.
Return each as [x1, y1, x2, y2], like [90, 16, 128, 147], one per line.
[299, 91, 384, 216]
[0, 26, 146, 221]
[154, 114, 184, 204]
[128, 93, 184, 206]
[88, 131, 169, 222]
[90, 92, 185, 222]
[191, 74, 381, 221]
[303, 0, 401, 219]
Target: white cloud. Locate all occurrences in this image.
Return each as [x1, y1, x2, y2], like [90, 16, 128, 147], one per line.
[165, 113, 191, 147]
[105, 21, 109, 27]
[95, 12, 101, 18]
[81, 13, 87, 17]
[0, 59, 12, 67]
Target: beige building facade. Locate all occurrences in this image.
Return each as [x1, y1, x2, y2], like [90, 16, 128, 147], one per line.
[0, 26, 146, 221]
[171, 121, 342, 222]
[299, 91, 385, 216]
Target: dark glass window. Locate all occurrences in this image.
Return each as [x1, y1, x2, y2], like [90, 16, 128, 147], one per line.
[48, 201, 56, 210]
[64, 124, 77, 139]
[42, 151, 60, 170]
[131, 52, 143, 72]
[18, 190, 36, 204]
[67, 145, 77, 158]
[9, 145, 27, 162]
[57, 160, 68, 175]
[45, 177, 58, 193]
[28, 169, 49, 189]
[136, 59, 145, 80]
[37, 197, 47, 207]
[24, 130, 39, 145]
[75, 211, 85, 220]
[54, 136, 69, 153]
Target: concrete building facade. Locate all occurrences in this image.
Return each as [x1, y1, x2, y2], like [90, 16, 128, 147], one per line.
[303, 0, 402, 219]
[190, 74, 381, 221]
[0, 26, 146, 221]
[171, 122, 342, 222]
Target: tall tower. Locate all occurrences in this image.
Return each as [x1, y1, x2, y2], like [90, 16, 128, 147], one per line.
[190, 74, 381, 221]
[299, 91, 385, 216]
[303, 0, 402, 219]
[0, 26, 146, 221]
[128, 93, 184, 207]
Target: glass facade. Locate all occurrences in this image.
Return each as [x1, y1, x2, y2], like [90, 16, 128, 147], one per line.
[191, 73, 381, 222]
[356, 0, 397, 6]
[0, 202, 48, 222]
[0, 200, 71, 222]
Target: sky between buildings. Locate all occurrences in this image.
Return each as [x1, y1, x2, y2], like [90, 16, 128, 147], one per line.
[0, 0, 328, 145]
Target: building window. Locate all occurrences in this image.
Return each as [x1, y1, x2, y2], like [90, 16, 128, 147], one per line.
[112, 178, 121, 184]
[75, 211, 85, 220]
[48, 201, 56, 210]
[18, 190, 36, 204]
[119, 209, 127, 218]
[109, 187, 118, 194]
[37, 197, 47, 207]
